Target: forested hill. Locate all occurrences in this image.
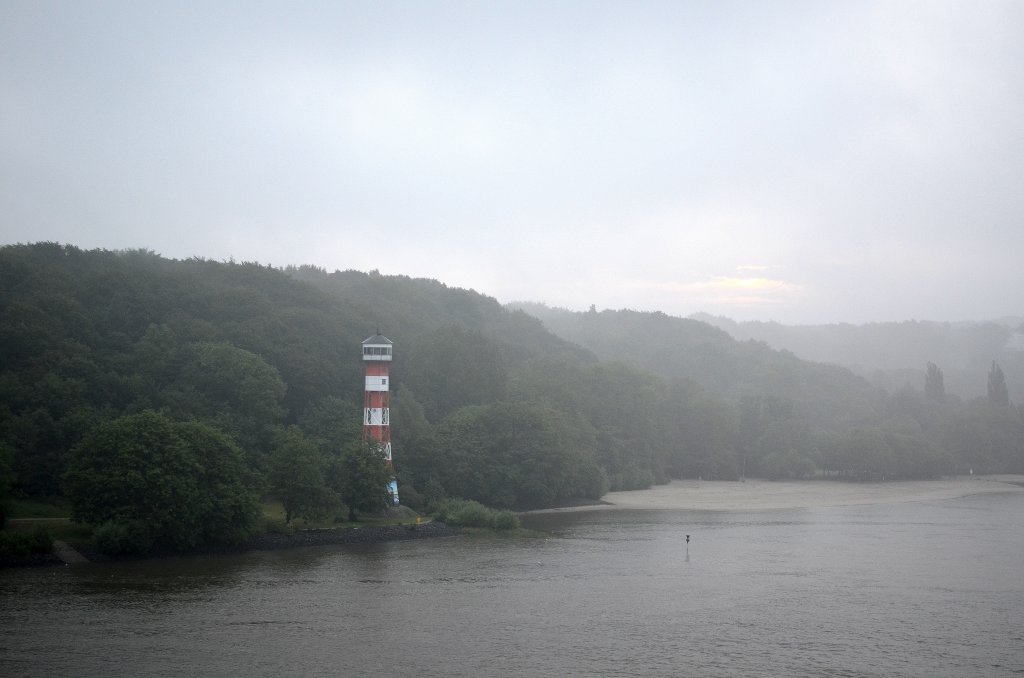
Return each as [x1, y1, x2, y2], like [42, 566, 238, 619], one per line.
[512, 303, 878, 433]
[691, 313, 1024, 403]
[284, 265, 596, 421]
[2, 244, 1022, 532]
[2, 242, 729, 515]
[515, 302, 1023, 479]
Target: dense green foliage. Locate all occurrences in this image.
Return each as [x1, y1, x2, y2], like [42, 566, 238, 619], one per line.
[426, 401, 607, 508]
[0, 526, 52, 557]
[268, 426, 338, 524]
[2, 243, 1023, 547]
[334, 441, 394, 520]
[0, 442, 13, 526]
[63, 411, 259, 553]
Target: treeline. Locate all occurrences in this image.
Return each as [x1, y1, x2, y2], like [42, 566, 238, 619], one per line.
[514, 303, 1024, 481]
[1, 244, 1023, 553]
[693, 312, 1024, 403]
[0, 243, 396, 551]
[2, 245, 700, 526]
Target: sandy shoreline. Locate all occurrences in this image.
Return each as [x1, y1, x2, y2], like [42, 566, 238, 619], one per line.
[533, 475, 1024, 513]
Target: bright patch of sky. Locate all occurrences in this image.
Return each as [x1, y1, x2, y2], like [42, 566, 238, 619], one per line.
[2, 1, 1022, 323]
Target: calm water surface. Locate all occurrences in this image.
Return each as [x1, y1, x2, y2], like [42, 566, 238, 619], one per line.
[3, 493, 1023, 677]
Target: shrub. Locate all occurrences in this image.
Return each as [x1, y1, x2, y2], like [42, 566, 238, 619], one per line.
[0, 526, 52, 557]
[442, 499, 494, 527]
[492, 510, 520, 530]
[435, 499, 521, 530]
[396, 483, 424, 511]
[92, 521, 153, 555]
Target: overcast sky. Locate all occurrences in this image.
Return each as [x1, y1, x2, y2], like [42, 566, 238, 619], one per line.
[2, 1, 1022, 324]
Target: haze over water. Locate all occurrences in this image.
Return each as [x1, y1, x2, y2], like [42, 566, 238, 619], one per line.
[3, 492, 1022, 677]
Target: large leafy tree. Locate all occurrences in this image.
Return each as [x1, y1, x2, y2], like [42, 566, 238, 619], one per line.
[268, 426, 338, 524]
[175, 342, 287, 466]
[431, 401, 606, 509]
[63, 411, 259, 553]
[334, 441, 392, 521]
[298, 395, 363, 455]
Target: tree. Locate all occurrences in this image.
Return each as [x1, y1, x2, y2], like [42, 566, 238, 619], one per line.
[298, 396, 363, 453]
[884, 430, 952, 479]
[762, 448, 817, 480]
[335, 441, 392, 521]
[925, 362, 946, 404]
[430, 401, 606, 509]
[173, 341, 288, 468]
[63, 411, 259, 553]
[403, 325, 509, 420]
[387, 387, 440, 500]
[988, 361, 1010, 406]
[268, 426, 338, 524]
[675, 395, 738, 480]
[176, 421, 264, 546]
[0, 442, 14, 527]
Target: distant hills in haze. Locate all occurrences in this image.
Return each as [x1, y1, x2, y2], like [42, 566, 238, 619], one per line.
[510, 302, 1023, 406]
[510, 302, 877, 433]
[689, 312, 1024, 404]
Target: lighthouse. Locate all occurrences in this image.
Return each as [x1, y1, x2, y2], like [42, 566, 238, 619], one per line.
[362, 332, 399, 505]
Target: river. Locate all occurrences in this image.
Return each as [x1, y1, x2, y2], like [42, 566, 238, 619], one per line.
[2, 492, 1023, 677]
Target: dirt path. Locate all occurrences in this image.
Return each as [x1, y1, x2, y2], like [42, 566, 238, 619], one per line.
[51, 540, 89, 564]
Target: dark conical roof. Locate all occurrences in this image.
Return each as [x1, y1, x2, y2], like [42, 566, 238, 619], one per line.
[362, 334, 392, 345]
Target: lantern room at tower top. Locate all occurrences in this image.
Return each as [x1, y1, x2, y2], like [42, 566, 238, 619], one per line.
[362, 333, 392, 362]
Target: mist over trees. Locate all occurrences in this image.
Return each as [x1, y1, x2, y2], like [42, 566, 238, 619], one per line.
[2, 244, 1023, 550]
[693, 312, 1024, 403]
[925, 362, 946, 404]
[989, 361, 1010, 406]
[516, 303, 1023, 480]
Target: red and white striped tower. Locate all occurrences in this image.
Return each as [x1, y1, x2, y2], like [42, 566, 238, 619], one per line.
[362, 332, 398, 504]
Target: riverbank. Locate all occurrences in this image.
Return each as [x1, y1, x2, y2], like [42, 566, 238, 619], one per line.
[246, 521, 460, 550]
[1, 521, 461, 568]
[530, 475, 1024, 513]
[79, 521, 460, 562]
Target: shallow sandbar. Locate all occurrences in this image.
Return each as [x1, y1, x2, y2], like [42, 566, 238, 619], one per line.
[538, 475, 1024, 513]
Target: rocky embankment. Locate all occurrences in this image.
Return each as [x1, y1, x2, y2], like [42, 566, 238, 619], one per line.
[0, 551, 63, 568]
[246, 521, 460, 550]
[2, 521, 461, 568]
